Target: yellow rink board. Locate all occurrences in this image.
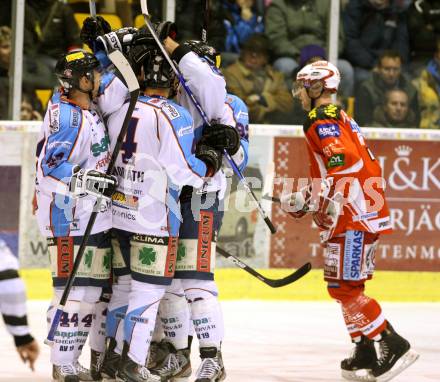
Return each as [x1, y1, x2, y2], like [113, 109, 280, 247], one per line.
[20, 268, 440, 302]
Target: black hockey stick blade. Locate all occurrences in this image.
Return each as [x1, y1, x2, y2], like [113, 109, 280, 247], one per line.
[263, 194, 281, 204]
[217, 246, 311, 288]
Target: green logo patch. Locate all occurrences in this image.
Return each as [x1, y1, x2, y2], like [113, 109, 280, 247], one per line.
[177, 243, 186, 261]
[103, 251, 111, 270]
[84, 249, 93, 269]
[139, 247, 157, 266]
[327, 153, 345, 168]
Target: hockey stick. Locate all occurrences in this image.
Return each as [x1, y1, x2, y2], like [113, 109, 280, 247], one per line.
[46, 50, 140, 344]
[217, 247, 311, 288]
[89, 0, 97, 18]
[201, 0, 209, 44]
[140, 0, 276, 235]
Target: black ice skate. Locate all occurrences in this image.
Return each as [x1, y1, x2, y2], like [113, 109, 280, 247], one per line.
[52, 363, 80, 382]
[75, 361, 94, 381]
[371, 323, 419, 382]
[194, 347, 226, 382]
[147, 340, 172, 369]
[341, 336, 377, 382]
[116, 343, 161, 382]
[101, 338, 121, 381]
[152, 343, 192, 381]
[90, 349, 105, 381]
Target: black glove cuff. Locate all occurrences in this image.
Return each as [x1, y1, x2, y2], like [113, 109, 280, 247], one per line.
[171, 44, 192, 64]
[14, 334, 34, 347]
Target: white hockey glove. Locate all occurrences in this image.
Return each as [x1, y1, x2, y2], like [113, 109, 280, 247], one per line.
[69, 167, 117, 201]
[280, 190, 309, 218]
[96, 28, 138, 54]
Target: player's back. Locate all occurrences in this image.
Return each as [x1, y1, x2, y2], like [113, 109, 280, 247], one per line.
[107, 95, 207, 236]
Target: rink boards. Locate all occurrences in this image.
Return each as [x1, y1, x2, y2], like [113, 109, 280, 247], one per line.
[1, 122, 440, 302]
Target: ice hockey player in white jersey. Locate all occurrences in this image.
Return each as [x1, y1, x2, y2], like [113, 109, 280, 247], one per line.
[35, 51, 117, 382]
[93, 39, 224, 380]
[0, 239, 40, 372]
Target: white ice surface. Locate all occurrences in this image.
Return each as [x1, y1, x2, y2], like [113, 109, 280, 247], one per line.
[0, 300, 438, 381]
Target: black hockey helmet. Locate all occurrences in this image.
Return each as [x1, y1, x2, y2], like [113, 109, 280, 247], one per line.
[184, 40, 221, 68]
[141, 48, 175, 89]
[55, 50, 100, 91]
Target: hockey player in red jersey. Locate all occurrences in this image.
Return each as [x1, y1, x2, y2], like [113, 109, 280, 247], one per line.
[281, 60, 419, 382]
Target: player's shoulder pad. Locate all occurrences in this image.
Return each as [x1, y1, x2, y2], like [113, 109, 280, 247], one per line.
[163, 99, 194, 138]
[48, 98, 82, 135]
[98, 71, 116, 95]
[303, 103, 342, 134]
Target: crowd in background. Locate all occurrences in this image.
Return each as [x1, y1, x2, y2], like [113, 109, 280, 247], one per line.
[0, 0, 440, 129]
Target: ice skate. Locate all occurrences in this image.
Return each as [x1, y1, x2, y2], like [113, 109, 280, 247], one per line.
[371, 323, 419, 382]
[117, 343, 161, 382]
[90, 349, 105, 381]
[76, 361, 94, 381]
[101, 339, 121, 381]
[194, 347, 226, 382]
[52, 364, 80, 382]
[341, 336, 377, 381]
[147, 340, 172, 369]
[152, 344, 191, 382]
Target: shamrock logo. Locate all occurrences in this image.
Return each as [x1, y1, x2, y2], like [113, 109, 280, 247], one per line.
[177, 243, 186, 262]
[84, 249, 93, 269]
[139, 247, 156, 266]
[103, 250, 111, 270]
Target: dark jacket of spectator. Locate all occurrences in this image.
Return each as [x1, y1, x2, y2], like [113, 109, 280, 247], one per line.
[343, 0, 410, 69]
[372, 103, 417, 128]
[355, 71, 419, 126]
[407, 0, 440, 63]
[223, 0, 264, 53]
[174, 0, 227, 51]
[26, 0, 81, 59]
[265, 0, 344, 60]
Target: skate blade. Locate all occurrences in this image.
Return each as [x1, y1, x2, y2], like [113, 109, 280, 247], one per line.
[341, 369, 376, 382]
[376, 349, 420, 382]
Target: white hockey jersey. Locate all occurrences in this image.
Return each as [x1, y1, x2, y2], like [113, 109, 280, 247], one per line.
[35, 93, 112, 237]
[107, 95, 208, 236]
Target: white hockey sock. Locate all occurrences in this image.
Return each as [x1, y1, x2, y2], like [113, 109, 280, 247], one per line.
[183, 280, 224, 349]
[48, 287, 84, 365]
[158, 279, 189, 350]
[106, 275, 130, 355]
[74, 287, 102, 362]
[151, 312, 164, 343]
[124, 280, 166, 365]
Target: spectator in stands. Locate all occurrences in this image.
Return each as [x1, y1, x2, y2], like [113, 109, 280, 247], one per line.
[222, 0, 264, 66]
[413, 38, 440, 129]
[355, 50, 419, 126]
[372, 88, 417, 128]
[223, 33, 293, 124]
[25, 0, 82, 69]
[265, 0, 354, 96]
[20, 92, 43, 121]
[407, 0, 440, 73]
[343, 0, 410, 85]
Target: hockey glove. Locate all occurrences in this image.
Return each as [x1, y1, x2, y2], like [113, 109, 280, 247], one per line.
[70, 167, 118, 200]
[201, 123, 241, 155]
[80, 16, 112, 50]
[196, 144, 223, 177]
[96, 27, 138, 54]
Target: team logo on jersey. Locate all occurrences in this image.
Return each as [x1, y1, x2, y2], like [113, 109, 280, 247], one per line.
[316, 123, 340, 140]
[138, 246, 157, 266]
[47, 140, 72, 151]
[343, 231, 364, 280]
[91, 135, 110, 157]
[112, 191, 139, 210]
[177, 125, 194, 137]
[327, 154, 345, 168]
[162, 103, 180, 120]
[70, 109, 80, 129]
[49, 104, 60, 133]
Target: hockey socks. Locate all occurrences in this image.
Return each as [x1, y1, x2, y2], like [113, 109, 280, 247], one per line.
[123, 281, 165, 365]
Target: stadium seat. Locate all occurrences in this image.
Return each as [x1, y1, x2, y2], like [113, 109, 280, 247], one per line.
[35, 89, 53, 109]
[134, 14, 144, 29]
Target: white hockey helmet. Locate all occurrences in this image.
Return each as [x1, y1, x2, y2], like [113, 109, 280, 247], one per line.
[296, 60, 340, 93]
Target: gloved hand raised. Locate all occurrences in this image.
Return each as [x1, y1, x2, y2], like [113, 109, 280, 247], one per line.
[201, 123, 241, 155]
